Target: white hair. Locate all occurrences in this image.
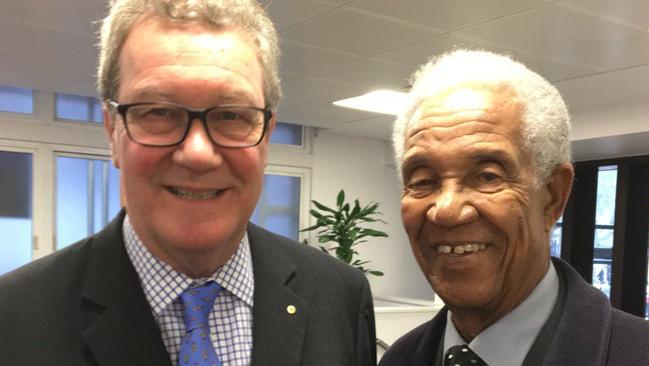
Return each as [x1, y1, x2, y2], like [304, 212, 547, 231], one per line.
[392, 49, 571, 183]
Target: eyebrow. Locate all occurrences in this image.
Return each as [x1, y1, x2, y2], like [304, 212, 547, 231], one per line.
[128, 87, 257, 105]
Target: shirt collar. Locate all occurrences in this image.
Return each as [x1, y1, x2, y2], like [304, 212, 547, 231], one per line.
[443, 262, 559, 366]
[123, 214, 255, 317]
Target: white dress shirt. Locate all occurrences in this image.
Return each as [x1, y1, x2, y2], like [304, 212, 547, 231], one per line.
[123, 215, 254, 366]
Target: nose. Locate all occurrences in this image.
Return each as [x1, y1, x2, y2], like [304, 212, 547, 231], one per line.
[426, 185, 478, 227]
[172, 119, 223, 172]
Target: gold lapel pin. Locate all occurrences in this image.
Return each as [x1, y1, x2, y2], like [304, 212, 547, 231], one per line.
[286, 305, 297, 315]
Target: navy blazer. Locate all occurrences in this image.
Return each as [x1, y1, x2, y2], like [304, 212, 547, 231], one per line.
[0, 211, 377, 365]
[379, 258, 649, 366]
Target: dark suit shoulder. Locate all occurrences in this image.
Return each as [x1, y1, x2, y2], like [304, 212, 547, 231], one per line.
[607, 308, 649, 365]
[247, 223, 368, 286]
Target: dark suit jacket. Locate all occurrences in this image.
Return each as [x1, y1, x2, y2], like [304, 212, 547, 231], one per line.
[379, 257, 649, 366]
[0, 212, 376, 365]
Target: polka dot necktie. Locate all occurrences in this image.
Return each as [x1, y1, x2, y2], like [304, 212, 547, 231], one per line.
[179, 281, 222, 366]
[444, 345, 488, 366]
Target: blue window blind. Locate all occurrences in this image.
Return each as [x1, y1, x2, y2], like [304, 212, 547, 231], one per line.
[251, 174, 301, 241]
[0, 85, 33, 114]
[0, 150, 33, 275]
[56, 156, 121, 249]
[55, 93, 103, 124]
[270, 122, 302, 146]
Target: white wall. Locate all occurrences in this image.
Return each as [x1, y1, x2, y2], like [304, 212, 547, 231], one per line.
[310, 131, 432, 300]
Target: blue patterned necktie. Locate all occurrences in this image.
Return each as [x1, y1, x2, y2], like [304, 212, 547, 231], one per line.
[179, 281, 222, 366]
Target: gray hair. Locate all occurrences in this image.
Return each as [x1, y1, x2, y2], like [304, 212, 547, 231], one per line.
[97, 0, 282, 110]
[393, 49, 571, 183]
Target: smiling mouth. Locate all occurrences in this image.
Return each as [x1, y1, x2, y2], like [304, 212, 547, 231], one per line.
[167, 187, 224, 200]
[436, 243, 487, 255]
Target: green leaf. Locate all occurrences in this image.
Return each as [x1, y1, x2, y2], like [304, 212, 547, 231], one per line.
[369, 270, 384, 276]
[311, 209, 327, 218]
[336, 190, 345, 207]
[318, 235, 334, 243]
[300, 224, 321, 232]
[312, 199, 337, 214]
[360, 228, 388, 237]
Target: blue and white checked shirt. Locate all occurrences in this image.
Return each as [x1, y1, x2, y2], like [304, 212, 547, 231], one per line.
[123, 215, 254, 366]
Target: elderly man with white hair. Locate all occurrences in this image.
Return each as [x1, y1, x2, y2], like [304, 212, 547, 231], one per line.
[379, 50, 649, 366]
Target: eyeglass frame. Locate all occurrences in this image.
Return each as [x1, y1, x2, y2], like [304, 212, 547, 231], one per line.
[107, 100, 274, 148]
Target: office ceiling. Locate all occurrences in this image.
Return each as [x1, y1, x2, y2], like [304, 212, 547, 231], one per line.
[1, 0, 648, 159]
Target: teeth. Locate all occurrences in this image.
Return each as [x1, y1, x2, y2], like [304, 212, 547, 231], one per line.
[436, 243, 487, 255]
[170, 187, 222, 200]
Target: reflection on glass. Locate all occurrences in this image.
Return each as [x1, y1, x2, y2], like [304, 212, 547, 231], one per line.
[592, 262, 612, 298]
[646, 253, 649, 320]
[594, 228, 614, 249]
[0, 151, 33, 275]
[56, 156, 120, 249]
[550, 215, 563, 257]
[592, 165, 617, 299]
[251, 174, 301, 241]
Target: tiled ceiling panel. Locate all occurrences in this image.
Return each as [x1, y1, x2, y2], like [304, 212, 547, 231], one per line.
[263, 0, 335, 30]
[558, 0, 649, 29]
[349, 0, 549, 32]
[315, 58, 413, 90]
[459, 4, 649, 70]
[281, 73, 368, 103]
[280, 7, 436, 56]
[280, 41, 364, 78]
[0, 0, 647, 156]
[0, 0, 105, 36]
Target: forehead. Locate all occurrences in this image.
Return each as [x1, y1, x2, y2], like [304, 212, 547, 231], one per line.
[117, 15, 263, 103]
[402, 84, 527, 169]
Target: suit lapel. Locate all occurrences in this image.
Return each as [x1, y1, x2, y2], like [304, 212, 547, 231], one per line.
[79, 212, 172, 366]
[538, 258, 612, 366]
[248, 224, 307, 366]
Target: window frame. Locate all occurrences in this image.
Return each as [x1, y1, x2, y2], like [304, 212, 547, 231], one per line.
[560, 155, 649, 317]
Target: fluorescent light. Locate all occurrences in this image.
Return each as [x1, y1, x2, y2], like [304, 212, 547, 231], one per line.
[333, 89, 409, 116]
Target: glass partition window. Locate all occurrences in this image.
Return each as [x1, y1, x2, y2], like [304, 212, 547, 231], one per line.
[270, 121, 302, 146]
[251, 174, 301, 241]
[0, 85, 33, 114]
[592, 165, 618, 299]
[0, 150, 33, 275]
[550, 215, 563, 258]
[645, 252, 649, 319]
[55, 93, 103, 124]
[56, 156, 120, 249]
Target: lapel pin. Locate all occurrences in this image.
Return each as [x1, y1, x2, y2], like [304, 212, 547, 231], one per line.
[286, 305, 297, 315]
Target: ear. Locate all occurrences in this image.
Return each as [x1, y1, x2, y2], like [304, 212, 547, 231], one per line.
[543, 162, 574, 232]
[103, 103, 120, 169]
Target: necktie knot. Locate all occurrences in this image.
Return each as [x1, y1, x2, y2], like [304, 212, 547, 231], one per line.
[181, 281, 221, 331]
[444, 344, 488, 366]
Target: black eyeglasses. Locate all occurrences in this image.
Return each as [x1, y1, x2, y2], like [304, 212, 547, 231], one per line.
[108, 100, 273, 148]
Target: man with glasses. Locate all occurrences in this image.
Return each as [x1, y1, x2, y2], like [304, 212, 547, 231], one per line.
[0, 1, 376, 365]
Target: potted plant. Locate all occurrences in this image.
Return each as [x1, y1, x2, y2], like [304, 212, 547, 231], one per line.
[301, 190, 387, 276]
